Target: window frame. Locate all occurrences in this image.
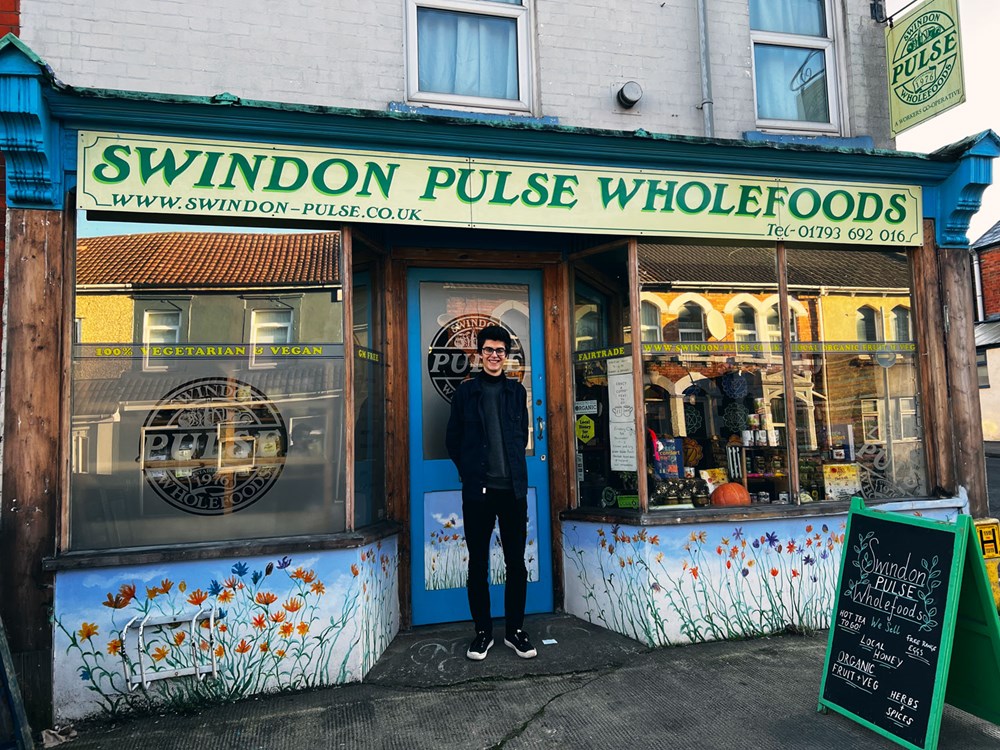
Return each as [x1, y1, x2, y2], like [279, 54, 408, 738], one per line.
[140, 305, 184, 372]
[248, 305, 296, 368]
[677, 302, 707, 342]
[979, 349, 991, 389]
[749, 0, 842, 134]
[405, 0, 533, 114]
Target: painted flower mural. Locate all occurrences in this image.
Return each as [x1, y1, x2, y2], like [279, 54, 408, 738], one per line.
[565, 520, 846, 647]
[53, 540, 399, 722]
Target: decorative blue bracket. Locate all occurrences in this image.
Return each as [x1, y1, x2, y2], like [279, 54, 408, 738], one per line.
[0, 34, 63, 209]
[933, 131, 1000, 249]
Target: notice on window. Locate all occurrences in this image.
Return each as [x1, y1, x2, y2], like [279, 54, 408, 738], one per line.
[607, 356, 636, 471]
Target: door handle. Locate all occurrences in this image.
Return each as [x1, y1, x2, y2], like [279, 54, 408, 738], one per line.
[536, 416, 545, 441]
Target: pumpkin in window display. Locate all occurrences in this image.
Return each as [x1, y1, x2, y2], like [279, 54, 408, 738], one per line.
[710, 482, 752, 507]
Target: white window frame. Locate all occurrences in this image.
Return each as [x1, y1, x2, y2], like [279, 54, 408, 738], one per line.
[250, 308, 294, 368]
[891, 305, 912, 342]
[978, 350, 990, 389]
[677, 302, 706, 342]
[861, 397, 884, 444]
[894, 396, 919, 441]
[142, 309, 182, 371]
[640, 300, 663, 342]
[405, 0, 533, 114]
[749, 0, 842, 134]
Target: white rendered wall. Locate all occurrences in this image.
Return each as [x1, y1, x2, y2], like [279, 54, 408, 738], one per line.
[20, 0, 892, 145]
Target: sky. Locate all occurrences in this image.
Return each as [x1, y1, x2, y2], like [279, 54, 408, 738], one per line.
[891, 0, 1000, 243]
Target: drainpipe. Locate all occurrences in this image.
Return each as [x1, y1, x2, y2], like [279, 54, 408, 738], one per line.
[696, 0, 715, 138]
[973, 251, 985, 321]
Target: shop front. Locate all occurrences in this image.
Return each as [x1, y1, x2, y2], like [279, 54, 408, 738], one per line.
[0, 37, 996, 724]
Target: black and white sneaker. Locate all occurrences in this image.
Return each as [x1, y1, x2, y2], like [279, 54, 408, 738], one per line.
[466, 631, 494, 661]
[504, 630, 537, 659]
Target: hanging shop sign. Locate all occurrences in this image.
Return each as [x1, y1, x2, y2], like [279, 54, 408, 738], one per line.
[818, 499, 1000, 750]
[78, 131, 923, 247]
[886, 0, 965, 137]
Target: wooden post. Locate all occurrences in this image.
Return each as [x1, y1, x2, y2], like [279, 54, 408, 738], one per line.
[543, 262, 571, 610]
[910, 220, 953, 495]
[0, 207, 69, 728]
[938, 242, 988, 516]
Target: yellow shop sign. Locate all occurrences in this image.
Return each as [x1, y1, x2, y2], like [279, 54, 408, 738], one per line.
[886, 0, 965, 136]
[78, 131, 922, 246]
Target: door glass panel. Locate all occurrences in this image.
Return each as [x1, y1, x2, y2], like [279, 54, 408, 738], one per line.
[419, 281, 533, 460]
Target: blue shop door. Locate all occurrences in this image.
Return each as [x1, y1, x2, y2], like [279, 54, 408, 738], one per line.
[407, 268, 553, 626]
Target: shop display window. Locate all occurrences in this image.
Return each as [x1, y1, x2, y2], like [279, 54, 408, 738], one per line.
[352, 244, 387, 529]
[70, 218, 350, 550]
[570, 240, 929, 514]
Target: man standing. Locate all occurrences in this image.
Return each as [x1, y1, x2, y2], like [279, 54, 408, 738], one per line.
[446, 324, 537, 661]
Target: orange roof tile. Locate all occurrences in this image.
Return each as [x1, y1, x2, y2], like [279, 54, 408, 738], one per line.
[77, 231, 340, 287]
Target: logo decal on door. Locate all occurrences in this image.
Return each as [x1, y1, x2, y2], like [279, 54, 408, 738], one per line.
[427, 315, 524, 402]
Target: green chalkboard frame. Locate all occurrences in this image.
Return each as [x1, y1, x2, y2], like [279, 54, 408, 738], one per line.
[818, 498, 976, 750]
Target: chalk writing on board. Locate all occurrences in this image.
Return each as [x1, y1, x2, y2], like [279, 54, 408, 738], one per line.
[843, 531, 942, 632]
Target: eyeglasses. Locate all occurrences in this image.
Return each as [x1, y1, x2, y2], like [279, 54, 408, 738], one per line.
[481, 346, 507, 357]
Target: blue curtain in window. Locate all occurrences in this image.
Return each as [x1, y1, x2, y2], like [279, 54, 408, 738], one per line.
[750, 0, 826, 35]
[418, 6, 519, 100]
[751, 0, 830, 122]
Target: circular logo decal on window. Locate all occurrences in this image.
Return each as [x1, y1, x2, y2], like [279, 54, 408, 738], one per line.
[427, 315, 524, 402]
[141, 378, 287, 515]
[889, 7, 959, 107]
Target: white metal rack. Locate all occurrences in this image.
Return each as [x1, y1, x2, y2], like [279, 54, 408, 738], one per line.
[120, 607, 217, 690]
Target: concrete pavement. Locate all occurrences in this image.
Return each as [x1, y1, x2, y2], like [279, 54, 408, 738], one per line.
[54, 613, 1000, 749]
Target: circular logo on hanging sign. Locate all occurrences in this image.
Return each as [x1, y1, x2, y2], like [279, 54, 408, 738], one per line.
[140, 378, 287, 515]
[873, 351, 897, 368]
[426, 315, 525, 403]
[889, 7, 960, 106]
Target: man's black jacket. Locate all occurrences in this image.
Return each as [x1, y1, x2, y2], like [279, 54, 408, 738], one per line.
[446, 373, 529, 501]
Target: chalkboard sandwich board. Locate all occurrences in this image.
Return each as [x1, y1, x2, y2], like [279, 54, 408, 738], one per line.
[818, 498, 1000, 750]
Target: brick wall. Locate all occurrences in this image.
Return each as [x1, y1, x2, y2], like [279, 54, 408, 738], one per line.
[980, 247, 1000, 318]
[19, 0, 891, 145]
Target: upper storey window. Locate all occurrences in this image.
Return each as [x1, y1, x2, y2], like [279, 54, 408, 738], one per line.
[750, 0, 840, 132]
[406, 0, 532, 113]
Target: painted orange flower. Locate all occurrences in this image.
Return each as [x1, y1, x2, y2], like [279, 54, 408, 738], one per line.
[151, 646, 169, 662]
[159, 578, 174, 594]
[145, 586, 160, 599]
[618, 559, 625, 568]
[235, 639, 252, 654]
[302, 569, 317, 583]
[275, 649, 286, 658]
[695, 531, 707, 543]
[716, 545, 724, 555]
[279, 622, 294, 638]
[310, 582, 326, 595]
[655, 552, 664, 562]
[805, 525, 813, 533]
[187, 589, 208, 606]
[747, 560, 755, 568]
[214, 645, 225, 659]
[770, 568, 779, 577]
[118, 584, 137, 604]
[291, 567, 307, 580]
[200, 639, 210, 652]
[726, 560, 732, 570]
[252, 614, 267, 630]
[690, 567, 699, 579]
[351, 564, 360, 577]
[224, 576, 239, 589]
[218, 624, 228, 633]
[178, 581, 187, 593]
[101, 593, 130, 609]
[218, 589, 234, 604]
[270, 611, 286, 623]
[296, 622, 309, 636]
[787, 541, 797, 554]
[78, 622, 99, 641]
[649, 535, 659, 545]
[260, 643, 269, 653]
[106, 639, 122, 656]
[173, 631, 186, 646]
[792, 569, 800, 578]
[283, 597, 304, 613]
[256, 592, 278, 605]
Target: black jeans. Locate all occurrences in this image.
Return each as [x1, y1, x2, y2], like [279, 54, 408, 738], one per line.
[463, 488, 528, 636]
